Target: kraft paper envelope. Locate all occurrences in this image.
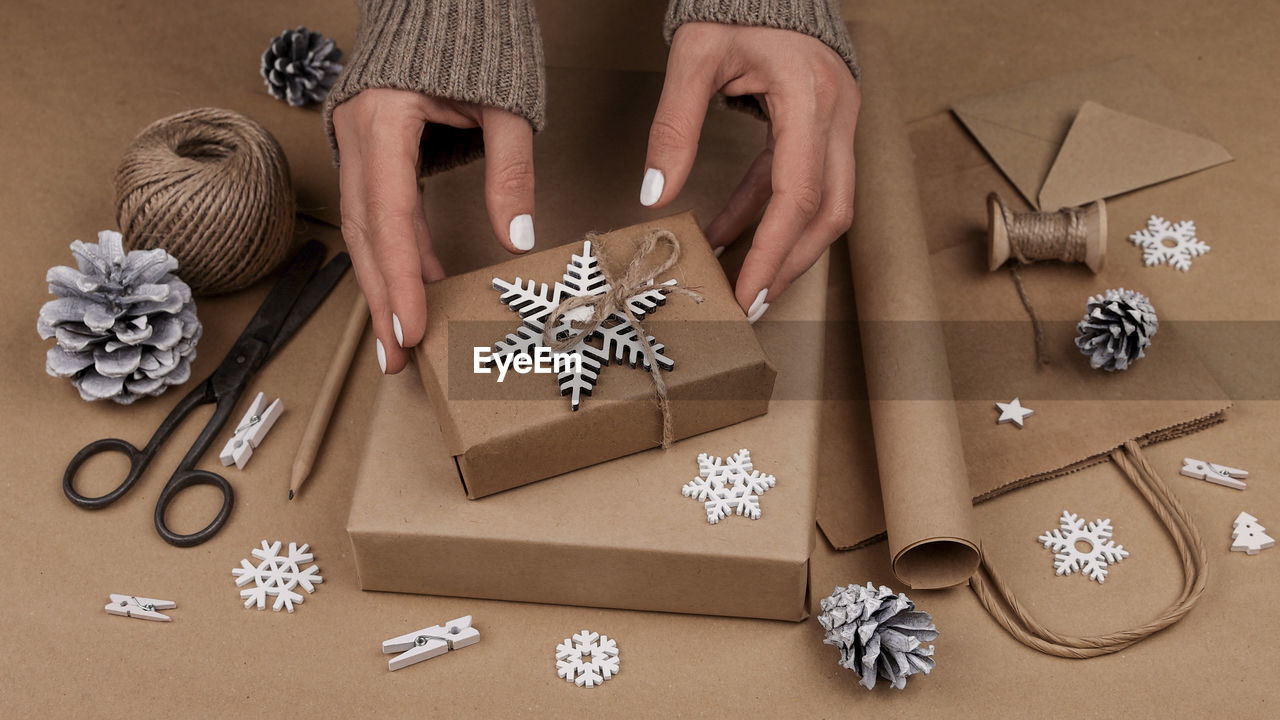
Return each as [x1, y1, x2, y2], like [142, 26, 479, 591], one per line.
[951, 57, 1232, 211]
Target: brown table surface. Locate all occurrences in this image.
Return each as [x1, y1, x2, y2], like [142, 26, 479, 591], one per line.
[3, 1, 1277, 716]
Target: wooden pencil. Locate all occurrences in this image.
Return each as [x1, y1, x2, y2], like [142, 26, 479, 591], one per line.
[289, 291, 369, 500]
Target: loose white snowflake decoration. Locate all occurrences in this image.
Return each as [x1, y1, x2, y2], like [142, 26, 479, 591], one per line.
[681, 448, 776, 524]
[555, 630, 620, 688]
[1038, 511, 1129, 583]
[488, 240, 677, 410]
[1128, 215, 1209, 271]
[232, 540, 323, 612]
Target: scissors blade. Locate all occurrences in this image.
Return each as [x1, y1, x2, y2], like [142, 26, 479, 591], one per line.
[227, 240, 327, 369]
[267, 251, 352, 356]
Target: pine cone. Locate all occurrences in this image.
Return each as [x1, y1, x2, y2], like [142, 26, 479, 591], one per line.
[260, 27, 343, 107]
[37, 231, 201, 404]
[817, 583, 939, 690]
[1074, 287, 1158, 372]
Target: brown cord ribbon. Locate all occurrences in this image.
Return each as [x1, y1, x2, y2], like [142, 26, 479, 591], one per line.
[994, 193, 1092, 367]
[542, 229, 703, 447]
[970, 440, 1208, 658]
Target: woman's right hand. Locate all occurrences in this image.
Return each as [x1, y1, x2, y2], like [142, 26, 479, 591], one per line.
[332, 88, 536, 374]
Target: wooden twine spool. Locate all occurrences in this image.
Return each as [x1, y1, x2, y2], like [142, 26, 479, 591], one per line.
[987, 193, 1107, 273]
[114, 108, 295, 295]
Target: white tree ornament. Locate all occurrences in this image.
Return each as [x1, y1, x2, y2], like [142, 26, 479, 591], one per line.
[487, 241, 676, 410]
[555, 630, 620, 688]
[681, 448, 777, 524]
[1038, 511, 1129, 583]
[1128, 215, 1209, 271]
[232, 540, 323, 612]
[1231, 512, 1276, 555]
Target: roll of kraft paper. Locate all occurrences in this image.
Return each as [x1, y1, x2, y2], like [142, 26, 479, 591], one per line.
[845, 23, 981, 589]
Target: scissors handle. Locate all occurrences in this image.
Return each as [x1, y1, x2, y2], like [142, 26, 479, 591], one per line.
[63, 438, 147, 508]
[154, 469, 234, 547]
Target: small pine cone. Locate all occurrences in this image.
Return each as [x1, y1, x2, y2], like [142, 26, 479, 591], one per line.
[37, 231, 202, 404]
[1074, 287, 1158, 372]
[260, 27, 343, 107]
[817, 583, 939, 690]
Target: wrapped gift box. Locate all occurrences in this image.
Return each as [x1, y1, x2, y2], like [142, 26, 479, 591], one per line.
[350, 356, 816, 621]
[349, 243, 830, 621]
[414, 212, 776, 498]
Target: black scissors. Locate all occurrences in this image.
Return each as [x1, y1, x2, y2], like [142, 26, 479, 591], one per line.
[63, 240, 351, 547]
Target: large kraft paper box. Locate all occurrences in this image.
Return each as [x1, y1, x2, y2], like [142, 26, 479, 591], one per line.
[348, 362, 815, 621]
[349, 236, 830, 621]
[414, 212, 776, 498]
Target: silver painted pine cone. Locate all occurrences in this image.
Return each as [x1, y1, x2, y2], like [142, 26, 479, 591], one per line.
[817, 583, 939, 690]
[1074, 287, 1158, 372]
[37, 231, 201, 404]
[260, 27, 343, 107]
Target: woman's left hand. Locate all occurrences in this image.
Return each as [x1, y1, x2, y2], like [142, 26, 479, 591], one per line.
[641, 22, 860, 321]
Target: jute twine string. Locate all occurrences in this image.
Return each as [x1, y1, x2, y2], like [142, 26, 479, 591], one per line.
[970, 440, 1208, 658]
[996, 196, 1092, 366]
[542, 230, 703, 447]
[114, 108, 295, 295]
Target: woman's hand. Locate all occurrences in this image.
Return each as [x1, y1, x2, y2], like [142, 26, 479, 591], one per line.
[332, 88, 536, 373]
[641, 23, 860, 322]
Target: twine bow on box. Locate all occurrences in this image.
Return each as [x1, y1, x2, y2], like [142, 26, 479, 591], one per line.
[541, 229, 703, 447]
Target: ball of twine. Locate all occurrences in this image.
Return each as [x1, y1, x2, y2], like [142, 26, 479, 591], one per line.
[114, 108, 295, 295]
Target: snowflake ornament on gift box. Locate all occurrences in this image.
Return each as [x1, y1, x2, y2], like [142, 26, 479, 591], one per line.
[1038, 511, 1129, 583]
[1128, 215, 1209, 271]
[487, 240, 677, 410]
[681, 448, 777, 524]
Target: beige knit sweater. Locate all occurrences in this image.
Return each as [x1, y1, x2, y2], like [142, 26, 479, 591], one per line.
[324, 0, 858, 174]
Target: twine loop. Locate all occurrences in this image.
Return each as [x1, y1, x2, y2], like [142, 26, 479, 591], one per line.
[542, 229, 703, 447]
[970, 440, 1208, 658]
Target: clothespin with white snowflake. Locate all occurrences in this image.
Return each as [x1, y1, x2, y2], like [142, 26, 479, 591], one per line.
[382, 615, 480, 671]
[1181, 458, 1248, 490]
[219, 391, 283, 469]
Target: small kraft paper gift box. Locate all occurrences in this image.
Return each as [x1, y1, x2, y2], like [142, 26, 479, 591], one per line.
[414, 212, 776, 498]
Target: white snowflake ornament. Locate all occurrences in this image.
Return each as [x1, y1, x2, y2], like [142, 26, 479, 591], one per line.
[1038, 511, 1129, 583]
[1128, 215, 1209, 271]
[232, 540, 323, 612]
[555, 630, 620, 688]
[487, 241, 677, 410]
[681, 448, 776, 524]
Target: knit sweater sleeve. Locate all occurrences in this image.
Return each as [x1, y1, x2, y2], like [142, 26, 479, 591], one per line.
[664, 0, 859, 81]
[323, 0, 546, 175]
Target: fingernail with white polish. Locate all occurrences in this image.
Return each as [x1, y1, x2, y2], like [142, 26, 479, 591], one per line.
[510, 214, 535, 251]
[640, 168, 664, 207]
[747, 288, 770, 325]
[713, 245, 726, 258]
[392, 314, 404, 347]
[375, 338, 387, 374]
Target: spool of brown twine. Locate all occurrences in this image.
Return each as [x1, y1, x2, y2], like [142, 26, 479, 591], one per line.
[987, 193, 1107, 365]
[987, 193, 1106, 273]
[114, 108, 295, 295]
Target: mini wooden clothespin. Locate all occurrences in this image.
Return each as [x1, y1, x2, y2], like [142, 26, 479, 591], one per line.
[105, 594, 176, 622]
[1181, 458, 1248, 490]
[382, 615, 480, 671]
[219, 392, 283, 469]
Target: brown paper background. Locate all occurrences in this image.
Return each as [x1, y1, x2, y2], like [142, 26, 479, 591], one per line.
[3, 2, 1279, 717]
